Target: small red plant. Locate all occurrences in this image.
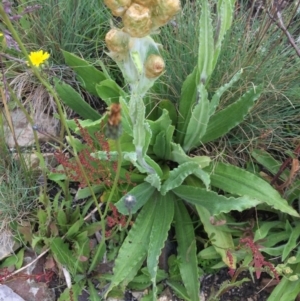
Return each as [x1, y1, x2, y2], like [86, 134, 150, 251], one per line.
[105, 203, 129, 237]
[239, 236, 279, 282]
[0, 267, 55, 284]
[54, 119, 116, 188]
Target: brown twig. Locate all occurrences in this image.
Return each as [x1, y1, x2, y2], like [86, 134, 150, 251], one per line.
[266, 0, 300, 57]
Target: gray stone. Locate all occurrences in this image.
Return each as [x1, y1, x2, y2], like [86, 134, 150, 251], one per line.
[3, 109, 58, 148]
[0, 285, 25, 301]
[0, 230, 19, 261]
[5, 279, 55, 301]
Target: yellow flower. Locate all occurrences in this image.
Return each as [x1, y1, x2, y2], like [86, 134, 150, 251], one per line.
[28, 50, 50, 67]
[0, 32, 3, 37]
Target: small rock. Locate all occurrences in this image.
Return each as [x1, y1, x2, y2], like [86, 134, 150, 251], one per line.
[0, 285, 25, 301]
[0, 229, 19, 261]
[3, 109, 58, 148]
[5, 252, 55, 301]
[5, 279, 55, 301]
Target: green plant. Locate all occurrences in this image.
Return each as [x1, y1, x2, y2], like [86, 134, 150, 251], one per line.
[2, 0, 300, 300]
[55, 0, 299, 300]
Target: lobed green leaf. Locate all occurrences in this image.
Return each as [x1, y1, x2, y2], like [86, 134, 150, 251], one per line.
[172, 185, 262, 216]
[115, 182, 156, 215]
[62, 50, 106, 96]
[174, 199, 200, 301]
[105, 199, 156, 296]
[206, 162, 299, 217]
[196, 206, 236, 268]
[161, 162, 200, 195]
[183, 83, 210, 152]
[55, 81, 101, 121]
[147, 192, 175, 299]
[201, 85, 263, 144]
[197, 0, 214, 84]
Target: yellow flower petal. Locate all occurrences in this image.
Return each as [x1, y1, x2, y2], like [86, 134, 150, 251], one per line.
[28, 50, 50, 67]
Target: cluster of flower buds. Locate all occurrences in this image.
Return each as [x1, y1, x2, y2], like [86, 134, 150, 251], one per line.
[104, 0, 180, 91]
[104, 0, 180, 35]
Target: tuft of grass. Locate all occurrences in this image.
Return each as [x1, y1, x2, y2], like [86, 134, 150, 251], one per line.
[0, 155, 38, 226]
[15, 0, 110, 64]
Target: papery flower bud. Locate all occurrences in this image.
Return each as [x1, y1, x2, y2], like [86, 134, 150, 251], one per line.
[156, 0, 181, 17]
[123, 3, 152, 37]
[133, 0, 157, 6]
[151, 0, 181, 28]
[144, 54, 165, 78]
[104, 0, 131, 16]
[105, 28, 130, 54]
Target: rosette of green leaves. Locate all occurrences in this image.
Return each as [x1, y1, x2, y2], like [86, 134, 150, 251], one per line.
[57, 0, 299, 300]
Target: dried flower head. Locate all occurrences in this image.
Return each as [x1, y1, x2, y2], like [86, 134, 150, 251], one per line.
[123, 3, 152, 37]
[104, 0, 131, 16]
[28, 50, 50, 67]
[105, 28, 130, 54]
[151, 0, 181, 28]
[106, 103, 122, 139]
[144, 54, 165, 78]
[108, 103, 122, 126]
[133, 0, 157, 6]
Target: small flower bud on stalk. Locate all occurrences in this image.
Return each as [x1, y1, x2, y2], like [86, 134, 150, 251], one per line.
[151, 0, 181, 28]
[104, 0, 131, 16]
[144, 54, 165, 78]
[123, 3, 152, 37]
[105, 28, 130, 61]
